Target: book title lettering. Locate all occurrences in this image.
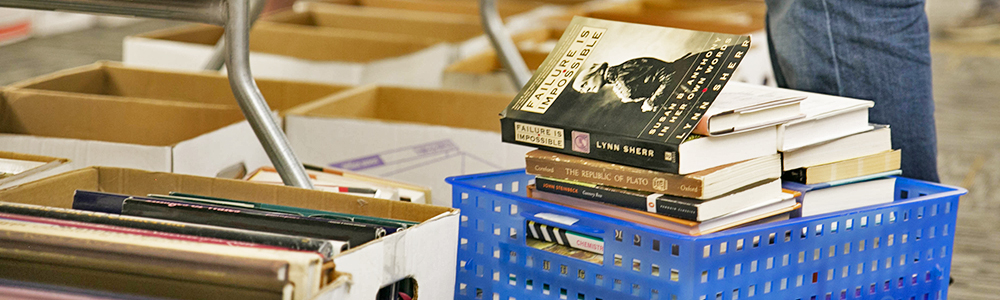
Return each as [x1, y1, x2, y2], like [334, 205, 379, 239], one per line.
[514, 122, 565, 148]
[520, 26, 606, 114]
[560, 168, 668, 192]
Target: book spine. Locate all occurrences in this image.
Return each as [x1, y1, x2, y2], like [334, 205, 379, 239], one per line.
[525, 153, 705, 198]
[120, 198, 389, 247]
[0, 201, 343, 259]
[525, 221, 604, 254]
[535, 178, 700, 221]
[501, 118, 681, 173]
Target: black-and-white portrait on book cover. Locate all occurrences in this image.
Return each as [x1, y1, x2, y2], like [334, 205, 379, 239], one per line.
[508, 17, 750, 142]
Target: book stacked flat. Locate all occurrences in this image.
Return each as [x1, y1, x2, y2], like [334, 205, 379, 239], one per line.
[499, 17, 804, 240]
[774, 90, 902, 217]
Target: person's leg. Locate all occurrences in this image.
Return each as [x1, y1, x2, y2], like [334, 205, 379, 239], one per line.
[765, 0, 940, 182]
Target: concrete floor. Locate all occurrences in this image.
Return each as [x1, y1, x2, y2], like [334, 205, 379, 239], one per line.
[0, 2, 998, 299]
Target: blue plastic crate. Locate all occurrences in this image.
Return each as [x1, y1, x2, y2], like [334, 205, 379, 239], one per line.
[448, 170, 967, 300]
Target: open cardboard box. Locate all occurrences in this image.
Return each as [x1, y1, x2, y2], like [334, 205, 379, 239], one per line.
[0, 62, 349, 176]
[0, 151, 71, 189]
[123, 23, 453, 88]
[0, 166, 459, 300]
[358, 0, 546, 18]
[441, 27, 560, 93]
[284, 85, 533, 207]
[263, 4, 483, 44]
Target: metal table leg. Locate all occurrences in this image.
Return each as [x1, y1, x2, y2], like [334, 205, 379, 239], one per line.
[0, 0, 315, 189]
[479, 0, 532, 90]
[204, 0, 266, 71]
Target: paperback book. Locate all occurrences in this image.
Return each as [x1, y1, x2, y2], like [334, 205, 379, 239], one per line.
[500, 16, 751, 173]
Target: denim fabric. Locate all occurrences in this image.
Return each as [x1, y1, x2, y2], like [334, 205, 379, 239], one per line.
[765, 0, 939, 182]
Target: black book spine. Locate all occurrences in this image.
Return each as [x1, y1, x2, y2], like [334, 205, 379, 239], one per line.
[120, 198, 391, 247]
[535, 177, 700, 221]
[782, 168, 808, 184]
[0, 201, 342, 258]
[501, 119, 681, 173]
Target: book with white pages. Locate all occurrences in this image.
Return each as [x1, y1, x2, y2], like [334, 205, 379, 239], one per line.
[693, 81, 807, 136]
[782, 170, 900, 218]
[782, 125, 892, 171]
[776, 90, 874, 151]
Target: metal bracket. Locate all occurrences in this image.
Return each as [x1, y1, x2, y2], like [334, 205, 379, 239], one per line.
[479, 0, 532, 90]
[0, 0, 315, 189]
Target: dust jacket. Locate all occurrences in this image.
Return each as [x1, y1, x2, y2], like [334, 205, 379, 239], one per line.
[500, 16, 751, 173]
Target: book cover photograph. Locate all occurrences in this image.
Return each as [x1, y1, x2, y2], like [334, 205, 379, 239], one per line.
[501, 16, 751, 173]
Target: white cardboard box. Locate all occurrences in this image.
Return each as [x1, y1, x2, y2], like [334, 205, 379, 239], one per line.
[285, 86, 533, 207]
[0, 62, 349, 177]
[0, 166, 459, 300]
[30, 11, 96, 37]
[122, 23, 454, 88]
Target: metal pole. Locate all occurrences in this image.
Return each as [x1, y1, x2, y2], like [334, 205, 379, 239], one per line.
[225, 0, 315, 189]
[0, 0, 227, 25]
[479, 0, 531, 89]
[204, 0, 266, 71]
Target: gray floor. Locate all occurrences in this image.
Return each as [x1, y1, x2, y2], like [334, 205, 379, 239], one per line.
[1, 6, 999, 300]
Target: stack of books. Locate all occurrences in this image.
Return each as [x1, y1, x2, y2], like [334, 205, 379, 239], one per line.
[499, 17, 804, 238]
[775, 91, 901, 217]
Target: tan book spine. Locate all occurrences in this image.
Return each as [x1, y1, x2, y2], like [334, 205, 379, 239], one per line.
[525, 150, 707, 198]
[804, 150, 901, 184]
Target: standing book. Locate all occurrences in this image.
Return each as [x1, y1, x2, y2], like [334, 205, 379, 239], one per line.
[500, 16, 752, 174]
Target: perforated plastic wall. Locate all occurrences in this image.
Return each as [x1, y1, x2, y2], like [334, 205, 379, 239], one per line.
[449, 170, 966, 300]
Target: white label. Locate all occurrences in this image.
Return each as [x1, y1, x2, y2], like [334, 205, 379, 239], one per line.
[519, 26, 606, 114]
[534, 213, 578, 226]
[514, 122, 565, 149]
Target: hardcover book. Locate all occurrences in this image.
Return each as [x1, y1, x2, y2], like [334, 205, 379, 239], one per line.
[525, 149, 780, 199]
[528, 186, 799, 236]
[535, 177, 782, 222]
[500, 16, 752, 173]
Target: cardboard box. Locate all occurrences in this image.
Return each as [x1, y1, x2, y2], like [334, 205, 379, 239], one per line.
[0, 62, 349, 176]
[284, 86, 533, 207]
[123, 23, 454, 88]
[441, 27, 560, 93]
[0, 166, 459, 300]
[0, 151, 71, 189]
[265, 4, 483, 44]
[358, 0, 545, 18]
[566, 0, 775, 85]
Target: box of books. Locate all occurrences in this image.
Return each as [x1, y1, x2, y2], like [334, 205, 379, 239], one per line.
[122, 23, 453, 88]
[283, 85, 534, 207]
[0, 62, 349, 176]
[0, 151, 71, 189]
[0, 166, 459, 300]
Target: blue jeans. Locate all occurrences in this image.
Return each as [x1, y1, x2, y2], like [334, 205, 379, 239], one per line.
[765, 0, 940, 183]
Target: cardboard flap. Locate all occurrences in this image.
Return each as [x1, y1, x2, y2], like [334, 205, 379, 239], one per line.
[277, 3, 483, 43]
[287, 86, 514, 133]
[358, 0, 542, 17]
[138, 23, 442, 63]
[0, 89, 246, 147]
[7, 62, 349, 113]
[587, 0, 765, 34]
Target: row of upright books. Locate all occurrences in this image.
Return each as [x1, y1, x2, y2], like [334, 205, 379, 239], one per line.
[499, 17, 902, 244]
[0, 162, 447, 300]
